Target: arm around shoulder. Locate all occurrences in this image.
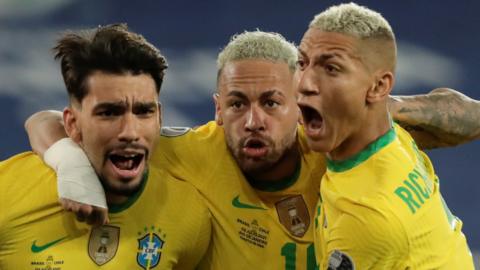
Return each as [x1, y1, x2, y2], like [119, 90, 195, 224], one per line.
[24, 110, 67, 156]
[389, 88, 480, 149]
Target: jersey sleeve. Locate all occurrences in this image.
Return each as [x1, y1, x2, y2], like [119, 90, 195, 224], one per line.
[150, 124, 216, 187]
[321, 206, 408, 270]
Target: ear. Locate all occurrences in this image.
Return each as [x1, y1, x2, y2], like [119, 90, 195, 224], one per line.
[366, 71, 394, 104]
[297, 106, 304, 125]
[157, 102, 163, 127]
[63, 106, 82, 144]
[213, 93, 223, 126]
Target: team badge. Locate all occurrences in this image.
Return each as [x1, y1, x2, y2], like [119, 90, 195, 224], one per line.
[327, 250, 355, 270]
[88, 225, 120, 265]
[275, 195, 310, 237]
[137, 227, 165, 269]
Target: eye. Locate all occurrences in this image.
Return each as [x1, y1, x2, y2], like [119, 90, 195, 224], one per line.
[230, 100, 245, 110]
[325, 64, 340, 74]
[264, 100, 279, 108]
[296, 59, 307, 70]
[135, 107, 156, 116]
[96, 110, 120, 117]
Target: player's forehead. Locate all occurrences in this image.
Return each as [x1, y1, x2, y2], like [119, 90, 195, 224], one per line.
[218, 59, 293, 98]
[298, 29, 361, 61]
[83, 71, 158, 106]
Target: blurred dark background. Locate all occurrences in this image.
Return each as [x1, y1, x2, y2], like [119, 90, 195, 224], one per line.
[0, 0, 478, 265]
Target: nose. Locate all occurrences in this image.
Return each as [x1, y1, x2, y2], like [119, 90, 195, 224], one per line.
[118, 113, 140, 143]
[295, 68, 319, 98]
[245, 104, 265, 132]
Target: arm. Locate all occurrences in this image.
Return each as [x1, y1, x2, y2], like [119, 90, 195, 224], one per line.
[321, 209, 408, 270]
[24, 110, 108, 226]
[389, 88, 480, 149]
[25, 110, 67, 156]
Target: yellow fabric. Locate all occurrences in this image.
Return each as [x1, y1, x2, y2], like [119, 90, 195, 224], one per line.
[314, 124, 474, 269]
[151, 121, 326, 270]
[0, 152, 211, 270]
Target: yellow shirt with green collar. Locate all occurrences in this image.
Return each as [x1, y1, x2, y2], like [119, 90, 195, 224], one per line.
[151, 121, 326, 270]
[0, 152, 211, 270]
[314, 123, 474, 269]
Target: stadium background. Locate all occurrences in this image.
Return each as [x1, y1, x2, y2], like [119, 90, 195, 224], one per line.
[0, 0, 478, 266]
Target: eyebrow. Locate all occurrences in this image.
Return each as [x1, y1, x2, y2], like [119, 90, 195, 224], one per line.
[226, 90, 248, 99]
[93, 101, 126, 111]
[133, 102, 158, 110]
[226, 89, 285, 100]
[259, 89, 285, 99]
[298, 48, 348, 62]
[93, 101, 158, 110]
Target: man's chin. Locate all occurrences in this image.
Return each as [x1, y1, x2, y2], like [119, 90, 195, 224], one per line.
[239, 158, 277, 176]
[99, 174, 145, 197]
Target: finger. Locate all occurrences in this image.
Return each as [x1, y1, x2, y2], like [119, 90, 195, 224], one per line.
[76, 211, 86, 222]
[59, 198, 74, 211]
[78, 204, 94, 217]
[87, 207, 109, 227]
[99, 207, 109, 225]
[86, 211, 99, 226]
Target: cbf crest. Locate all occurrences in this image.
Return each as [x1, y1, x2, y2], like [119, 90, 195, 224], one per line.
[275, 195, 310, 237]
[137, 226, 166, 269]
[88, 225, 120, 265]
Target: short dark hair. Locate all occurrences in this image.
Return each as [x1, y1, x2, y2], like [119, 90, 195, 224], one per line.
[53, 23, 168, 103]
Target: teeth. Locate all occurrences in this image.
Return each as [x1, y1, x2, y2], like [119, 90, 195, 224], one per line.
[110, 153, 143, 171]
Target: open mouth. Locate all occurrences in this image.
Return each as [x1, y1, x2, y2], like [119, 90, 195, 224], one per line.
[107, 151, 145, 179]
[242, 138, 269, 158]
[298, 104, 324, 137]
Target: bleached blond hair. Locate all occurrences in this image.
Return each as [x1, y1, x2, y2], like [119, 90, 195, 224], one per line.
[309, 2, 396, 71]
[309, 2, 395, 41]
[217, 30, 297, 74]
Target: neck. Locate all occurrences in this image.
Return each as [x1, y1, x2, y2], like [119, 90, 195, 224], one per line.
[106, 193, 130, 205]
[103, 170, 148, 208]
[329, 106, 391, 161]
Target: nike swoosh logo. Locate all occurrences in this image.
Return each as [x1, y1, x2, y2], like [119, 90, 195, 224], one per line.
[232, 195, 266, 210]
[31, 236, 68, 253]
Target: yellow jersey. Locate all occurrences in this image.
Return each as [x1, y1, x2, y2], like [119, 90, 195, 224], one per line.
[0, 152, 211, 270]
[151, 121, 326, 270]
[315, 124, 474, 269]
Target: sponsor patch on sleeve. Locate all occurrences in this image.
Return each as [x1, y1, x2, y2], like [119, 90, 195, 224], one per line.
[160, 126, 190, 137]
[327, 250, 355, 270]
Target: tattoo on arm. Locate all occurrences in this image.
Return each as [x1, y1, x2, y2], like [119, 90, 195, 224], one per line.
[389, 88, 480, 148]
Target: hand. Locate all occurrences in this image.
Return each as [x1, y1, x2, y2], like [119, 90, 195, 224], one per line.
[59, 198, 109, 227]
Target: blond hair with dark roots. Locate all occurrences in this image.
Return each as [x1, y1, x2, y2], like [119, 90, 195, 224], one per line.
[309, 2, 397, 71]
[217, 30, 297, 76]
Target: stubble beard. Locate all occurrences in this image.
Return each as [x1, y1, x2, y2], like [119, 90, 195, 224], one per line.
[226, 133, 297, 177]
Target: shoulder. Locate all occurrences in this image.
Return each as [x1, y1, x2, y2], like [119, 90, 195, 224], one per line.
[149, 167, 210, 216]
[0, 151, 55, 187]
[0, 151, 47, 171]
[153, 121, 225, 160]
[159, 121, 223, 143]
[328, 199, 408, 253]
[150, 122, 231, 183]
[0, 152, 58, 231]
[323, 206, 409, 270]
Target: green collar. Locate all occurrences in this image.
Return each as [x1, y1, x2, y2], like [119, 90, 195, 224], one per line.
[247, 160, 301, 192]
[327, 128, 396, 173]
[108, 170, 149, 213]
